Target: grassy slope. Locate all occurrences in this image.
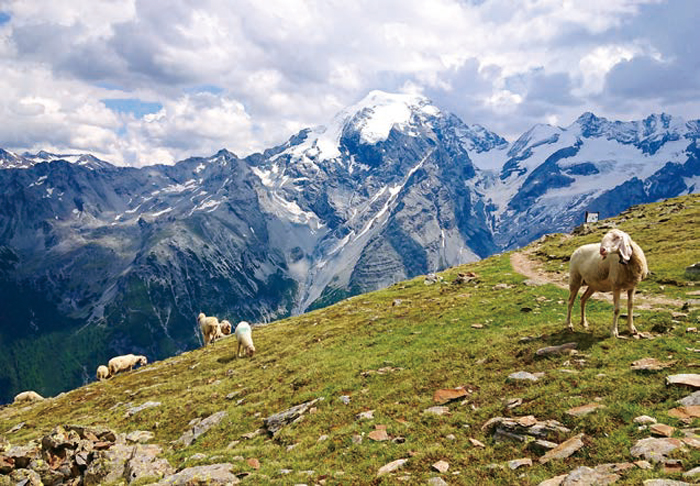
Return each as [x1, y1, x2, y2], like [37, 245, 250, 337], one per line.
[1, 194, 699, 485]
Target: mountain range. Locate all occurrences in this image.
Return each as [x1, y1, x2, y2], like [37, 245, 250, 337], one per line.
[1, 90, 698, 402]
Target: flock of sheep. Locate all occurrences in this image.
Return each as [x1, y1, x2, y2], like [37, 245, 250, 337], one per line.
[12, 229, 646, 405]
[92, 313, 255, 382]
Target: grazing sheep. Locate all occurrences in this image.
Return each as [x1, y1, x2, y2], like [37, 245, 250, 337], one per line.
[565, 229, 648, 337]
[108, 354, 148, 376]
[13, 390, 44, 404]
[198, 312, 224, 345]
[96, 365, 110, 381]
[235, 321, 255, 357]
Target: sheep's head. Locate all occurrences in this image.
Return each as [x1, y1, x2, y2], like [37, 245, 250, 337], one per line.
[220, 320, 232, 335]
[246, 344, 256, 357]
[139, 356, 148, 365]
[600, 229, 633, 263]
[197, 312, 205, 322]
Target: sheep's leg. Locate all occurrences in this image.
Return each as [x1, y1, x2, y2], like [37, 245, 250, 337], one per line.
[627, 288, 638, 335]
[237, 342, 241, 358]
[611, 288, 621, 337]
[579, 286, 595, 330]
[566, 277, 583, 330]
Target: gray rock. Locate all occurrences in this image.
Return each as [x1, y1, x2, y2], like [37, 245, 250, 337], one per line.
[428, 478, 449, 486]
[84, 443, 134, 486]
[508, 458, 532, 470]
[154, 463, 240, 485]
[377, 458, 409, 476]
[528, 439, 559, 454]
[176, 411, 228, 446]
[263, 398, 324, 437]
[8, 468, 42, 486]
[423, 406, 451, 416]
[125, 444, 174, 484]
[686, 263, 700, 276]
[483, 416, 570, 442]
[560, 466, 619, 485]
[630, 437, 686, 463]
[678, 391, 700, 407]
[508, 371, 541, 382]
[125, 401, 162, 418]
[5, 444, 40, 469]
[684, 466, 700, 477]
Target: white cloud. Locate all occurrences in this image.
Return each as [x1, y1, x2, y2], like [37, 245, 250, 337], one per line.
[0, 0, 696, 165]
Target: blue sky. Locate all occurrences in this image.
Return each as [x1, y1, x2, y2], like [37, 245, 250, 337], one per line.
[0, 0, 698, 167]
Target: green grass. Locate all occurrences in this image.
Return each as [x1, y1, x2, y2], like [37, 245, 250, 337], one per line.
[2, 194, 700, 484]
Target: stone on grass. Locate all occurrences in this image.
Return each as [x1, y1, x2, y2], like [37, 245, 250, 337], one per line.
[124, 401, 161, 418]
[508, 458, 532, 470]
[634, 416, 657, 425]
[483, 416, 570, 443]
[667, 374, 700, 388]
[423, 406, 451, 416]
[678, 391, 700, 407]
[507, 371, 541, 382]
[630, 438, 686, 463]
[124, 444, 174, 484]
[539, 434, 585, 464]
[433, 387, 470, 404]
[668, 406, 700, 420]
[176, 411, 227, 446]
[377, 458, 408, 476]
[368, 429, 390, 442]
[529, 439, 559, 454]
[535, 343, 577, 357]
[684, 466, 700, 477]
[538, 474, 567, 486]
[355, 410, 375, 421]
[247, 458, 260, 469]
[559, 465, 620, 485]
[154, 463, 240, 485]
[428, 478, 449, 486]
[263, 398, 324, 437]
[469, 438, 485, 448]
[432, 460, 449, 473]
[567, 403, 605, 417]
[632, 358, 676, 371]
[650, 424, 676, 437]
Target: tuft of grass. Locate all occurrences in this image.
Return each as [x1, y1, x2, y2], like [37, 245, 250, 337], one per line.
[1, 194, 700, 484]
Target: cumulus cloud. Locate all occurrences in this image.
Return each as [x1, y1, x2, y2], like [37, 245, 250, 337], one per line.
[0, 0, 697, 165]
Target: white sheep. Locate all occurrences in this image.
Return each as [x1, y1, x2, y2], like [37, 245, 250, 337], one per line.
[565, 229, 649, 337]
[108, 354, 148, 376]
[198, 312, 225, 345]
[13, 390, 44, 404]
[234, 321, 255, 357]
[96, 365, 110, 381]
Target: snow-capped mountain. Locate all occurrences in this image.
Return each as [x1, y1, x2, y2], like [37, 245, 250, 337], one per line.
[483, 112, 700, 248]
[1, 90, 699, 402]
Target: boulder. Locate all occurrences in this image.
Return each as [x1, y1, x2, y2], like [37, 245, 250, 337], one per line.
[124, 444, 174, 484]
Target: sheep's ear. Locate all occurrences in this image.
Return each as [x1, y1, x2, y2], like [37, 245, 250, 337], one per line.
[619, 232, 633, 262]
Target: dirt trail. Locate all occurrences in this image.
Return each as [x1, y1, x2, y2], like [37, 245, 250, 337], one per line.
[510, 248, 686, 310]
